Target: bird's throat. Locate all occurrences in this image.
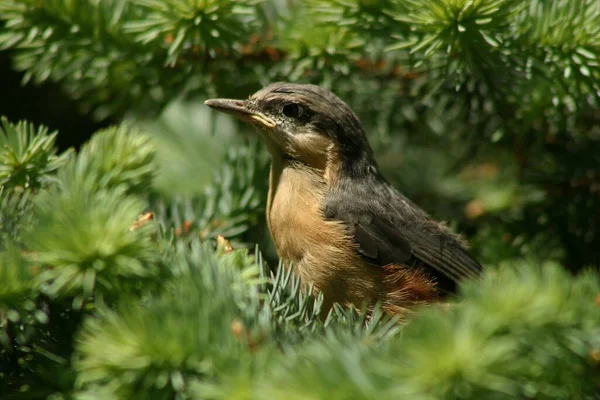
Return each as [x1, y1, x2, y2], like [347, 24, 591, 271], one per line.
[266, 157, 328, 262]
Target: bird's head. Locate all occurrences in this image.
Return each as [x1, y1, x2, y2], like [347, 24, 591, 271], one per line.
[205, 83, 376, 173]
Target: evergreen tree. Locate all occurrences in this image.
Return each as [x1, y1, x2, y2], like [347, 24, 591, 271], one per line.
[1, 1, 599, 399]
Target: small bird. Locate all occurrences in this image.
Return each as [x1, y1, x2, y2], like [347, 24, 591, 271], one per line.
[205, 83, 482, 315]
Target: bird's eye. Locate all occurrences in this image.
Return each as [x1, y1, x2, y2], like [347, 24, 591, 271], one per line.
[282, 103, 302, 118]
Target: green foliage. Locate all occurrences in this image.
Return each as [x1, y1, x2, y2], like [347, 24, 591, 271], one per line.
[72, 124, 156, 194]
[0, 0, 266, 118]
[16, 123, 159, 308]
[1, 0, 600, 398]
[125, 0, 263, 66]
[264, 258, 325, 339]
[306, 0, 398, 33]
[0, 117, 70, 190]
[0, 0, 145, 118]
[23, 185, 159, 307]
[251, 263, 600, 400]
[516, 0, 600, 102]
[73, 238, 402, 400]
[0, 244, 34, 314]
[276, 9, 365, 79]
[255, 332, 381, 400]
[0, 245, 55, 398]
[75, 239, 260, 400]
[388, 0, 525, 54]
[378, 263, 600, 399]
[0, 187, 34, 248]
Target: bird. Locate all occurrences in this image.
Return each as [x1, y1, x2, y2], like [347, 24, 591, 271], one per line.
[205, 82, 482, 316]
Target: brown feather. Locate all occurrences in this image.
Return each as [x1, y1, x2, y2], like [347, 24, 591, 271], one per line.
[380, 263, 441, 316]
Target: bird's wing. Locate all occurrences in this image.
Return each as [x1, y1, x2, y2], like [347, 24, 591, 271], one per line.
[324, 190, 482, 286]
[351, 215, 413, 266]
[403, 225, 482, 282]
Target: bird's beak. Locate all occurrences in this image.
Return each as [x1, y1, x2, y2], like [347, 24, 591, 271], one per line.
[204, 99, 276, 129]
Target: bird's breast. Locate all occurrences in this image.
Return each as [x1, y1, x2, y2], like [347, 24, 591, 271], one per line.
[267, 162, 337, 263]
[266, 162, 379, 306]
